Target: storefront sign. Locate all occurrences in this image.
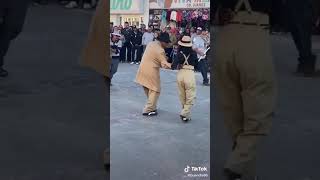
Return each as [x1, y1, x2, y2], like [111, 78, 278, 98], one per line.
[150, 0, 210, 9]
[111, 0, 145, 14]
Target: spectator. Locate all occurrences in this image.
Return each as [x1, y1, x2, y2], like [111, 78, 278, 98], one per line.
[165, 26, 177, 62]
[131, 26, 143, 65]
[120, 22, 134, 63]
[110, 32, 122, 83]
[193, 27, 209, 86]
[142, 27, 155, 53]
[183, 28, 191, 37]
[201, 29, 210, 47]
[110, 22, 114, 33]
[190, 27, 196, 40]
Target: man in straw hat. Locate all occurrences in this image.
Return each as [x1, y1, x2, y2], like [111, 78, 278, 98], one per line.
[213, 0, 276, 179]
[80, 0, 110, 170]
[171, 36, 198, 122]
[135, 32, 172, 116]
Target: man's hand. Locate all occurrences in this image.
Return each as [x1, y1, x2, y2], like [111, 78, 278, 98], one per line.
[161, 61, 172, 69]
[194, 48, 205, 56]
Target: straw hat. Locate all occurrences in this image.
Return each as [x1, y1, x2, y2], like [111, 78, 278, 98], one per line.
[178, 36, 193, 47]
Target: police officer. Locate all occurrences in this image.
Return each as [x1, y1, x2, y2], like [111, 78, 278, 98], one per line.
[0, 0, 30, 77]
[285, 0, 319, 77]
[213, 0, 277, 179]
[171, 36, 198, 122]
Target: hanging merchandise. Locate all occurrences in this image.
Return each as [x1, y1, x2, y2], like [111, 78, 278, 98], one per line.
[170, 10, 177, 21]
[161, 10, 168, 29]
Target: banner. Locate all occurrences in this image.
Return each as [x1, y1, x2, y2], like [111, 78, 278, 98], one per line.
[150, 0, 210, 9]
[111, 0, 145, 14]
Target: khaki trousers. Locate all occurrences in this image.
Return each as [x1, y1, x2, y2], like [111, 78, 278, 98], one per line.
[214, 15, 277, 177]
[177, 69, 196, 118]
[143, 87, 160, 113]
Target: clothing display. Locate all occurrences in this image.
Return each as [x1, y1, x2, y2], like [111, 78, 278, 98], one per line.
[170, 10, 177, 21]
[149, 9, 210, 30]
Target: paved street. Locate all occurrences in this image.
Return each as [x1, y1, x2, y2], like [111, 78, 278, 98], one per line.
[110, 64, 210, 180]
[212, 34, 320, 180]
[0, 4, 107, 180]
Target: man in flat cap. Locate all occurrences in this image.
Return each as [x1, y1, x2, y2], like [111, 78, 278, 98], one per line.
[135, 32, 172, 116]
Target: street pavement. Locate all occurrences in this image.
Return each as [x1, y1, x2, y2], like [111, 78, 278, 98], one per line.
[212, 34, 320, 180]
[0, 4, 108, 180]
[110, 64, 210, 180]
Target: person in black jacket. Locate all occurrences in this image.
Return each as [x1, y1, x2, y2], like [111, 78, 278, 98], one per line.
[131, 26, 143, 65]
[171, 36, 198, 122]
[120, 22, 134, 63]
[0, 0, 30, 77]
[285, 0, 319, 77]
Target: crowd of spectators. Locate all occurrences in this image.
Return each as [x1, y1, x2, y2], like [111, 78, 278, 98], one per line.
[110, 22, 210, 65]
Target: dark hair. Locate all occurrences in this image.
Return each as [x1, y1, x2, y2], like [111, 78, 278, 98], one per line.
[124, 22, 129, 24]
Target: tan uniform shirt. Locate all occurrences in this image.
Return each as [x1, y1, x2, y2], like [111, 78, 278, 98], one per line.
[80, 0, 110, 77]
[135, 41, 169, 93]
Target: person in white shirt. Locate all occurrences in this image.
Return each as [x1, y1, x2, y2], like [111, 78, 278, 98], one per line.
[190, 27, 197, 41]
[110, 32, 122, 83]
[142, 27, 155, 53]
[192, 27, 209, 86]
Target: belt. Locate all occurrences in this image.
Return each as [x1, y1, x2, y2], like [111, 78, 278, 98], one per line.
[182, 65, 194, 70]
[112, 56, 120, 59]
[229, 21, 269, 27]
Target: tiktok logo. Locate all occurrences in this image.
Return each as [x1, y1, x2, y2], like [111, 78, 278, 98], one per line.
[184, 166, 190, 173]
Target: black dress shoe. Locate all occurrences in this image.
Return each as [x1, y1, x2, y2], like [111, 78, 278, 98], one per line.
[180, 115, 191, 122]
[104, 163, 110, 171]
[142, 110, 158, 116]
[0, 68, 8, 78]
[203, 82, 210, 86]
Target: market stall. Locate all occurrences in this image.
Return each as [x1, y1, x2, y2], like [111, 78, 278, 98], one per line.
[149, 0, 210, 30]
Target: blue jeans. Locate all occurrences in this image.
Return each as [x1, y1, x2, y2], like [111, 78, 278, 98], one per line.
[110, 57, 120, 79]
[197, 59, 209, 83]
